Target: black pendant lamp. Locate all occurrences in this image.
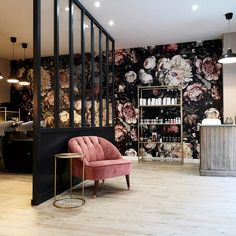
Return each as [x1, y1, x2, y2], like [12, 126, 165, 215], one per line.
[19, 43, 30, 86]
[7, 37, 19, 83]
[218, 12, 236, 64]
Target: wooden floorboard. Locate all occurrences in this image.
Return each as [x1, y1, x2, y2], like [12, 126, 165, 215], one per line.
[0, 162, 236, 236]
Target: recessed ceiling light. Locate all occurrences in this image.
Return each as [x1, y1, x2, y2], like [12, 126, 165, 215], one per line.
[94, 1, 100, 8]
[108, 20, 114, 26]
[192, 4, 198, 11]
[65, 6, 69, 11]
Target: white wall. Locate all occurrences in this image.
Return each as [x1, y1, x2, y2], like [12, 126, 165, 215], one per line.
[0, 57, 11, 103]
[223, 32, 236, 122]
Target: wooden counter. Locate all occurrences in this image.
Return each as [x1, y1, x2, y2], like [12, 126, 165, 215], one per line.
[200, 125, 236, 176]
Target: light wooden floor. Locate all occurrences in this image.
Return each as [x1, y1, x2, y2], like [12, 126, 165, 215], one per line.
[1, 162, 236, 236]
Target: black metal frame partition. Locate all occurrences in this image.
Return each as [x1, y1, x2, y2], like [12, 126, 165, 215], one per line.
[32, 0, 115, 205]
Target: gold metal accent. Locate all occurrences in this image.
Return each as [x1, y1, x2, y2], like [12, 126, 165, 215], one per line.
[53, 153, 86, 209]
[138, 85, 183, 163]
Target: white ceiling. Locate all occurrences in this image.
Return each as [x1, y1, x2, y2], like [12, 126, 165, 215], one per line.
[0, 0, 236, 60]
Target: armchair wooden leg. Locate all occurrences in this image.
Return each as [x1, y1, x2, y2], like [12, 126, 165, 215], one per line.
[93, 180, 99, 198]
[125, 175, 130, 190]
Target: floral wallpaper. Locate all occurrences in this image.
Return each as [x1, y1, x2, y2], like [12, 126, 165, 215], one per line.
[114, 40, 223, 159]
[11, 53, 112, 127]
[10, 59, 34, 121]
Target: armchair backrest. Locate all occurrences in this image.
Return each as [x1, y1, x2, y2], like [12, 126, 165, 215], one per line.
[68, 136, 122, 162]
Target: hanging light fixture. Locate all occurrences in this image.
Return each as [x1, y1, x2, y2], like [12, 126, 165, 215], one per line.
[0, 73, 3, 80]
[218, 12, 236, 64]
[7, 37, 19, 83]
[19, 42, 30, 86]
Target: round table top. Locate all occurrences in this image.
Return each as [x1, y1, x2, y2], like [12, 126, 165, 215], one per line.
[54, 153, 85, 159]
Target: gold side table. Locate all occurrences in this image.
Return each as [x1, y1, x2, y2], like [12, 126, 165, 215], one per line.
[53, 153, 86, 209]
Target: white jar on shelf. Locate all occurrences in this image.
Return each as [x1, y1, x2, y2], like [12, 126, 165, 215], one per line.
[162, 97, 166, 105]
[166, 97, 171, 105]
[139, 98, 143, 106]
[171, 98, 175, 105]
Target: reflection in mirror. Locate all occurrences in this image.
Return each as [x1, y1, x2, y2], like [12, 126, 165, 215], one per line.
[94, 24, 100, 127]
[40, 0, 54, 128]
[73, 4, 82, 127]
[102, 32, 107, 126]
[108, 39, 113, 126]
[84, 15, 91, 127]
[59, 0, 70, 128]
[38, 0, 114, 129]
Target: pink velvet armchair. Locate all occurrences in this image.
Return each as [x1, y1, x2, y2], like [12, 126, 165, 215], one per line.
[68, 136, 132, 197]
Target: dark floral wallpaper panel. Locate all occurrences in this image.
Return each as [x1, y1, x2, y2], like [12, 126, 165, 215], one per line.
[114, 40, 223, 159]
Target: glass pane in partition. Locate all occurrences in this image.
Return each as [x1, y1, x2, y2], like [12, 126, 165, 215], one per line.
[102, 33, 107, 127]
[94, 24, 100, 127]
[73, 4, 82, 127]
[108, 39, 113, 126]
[40, 0, 54, 128]
[58, 0, 70, 127]
[84, 15, 91, 127]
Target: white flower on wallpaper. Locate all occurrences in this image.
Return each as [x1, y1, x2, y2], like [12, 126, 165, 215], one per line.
[59, 110, 70, 123]
[124, 71, 137, 84]
[165, 142, 193, 159]
[143, 56, 156, 70]
[138, 69, 153, 84]
[157, 55, 192, 87]
[74, 110, 81, 124]
[74, 100, 81, 111]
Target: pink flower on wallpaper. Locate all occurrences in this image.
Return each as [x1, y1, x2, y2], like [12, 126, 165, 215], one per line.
[60, 92, 70, 108]
[59, 69, 69, 88]
[115, 124, 128, 142]
[163, 125, 179, 134]
[163, 43, 178, 53]
[117, 102, 138, 124]
[195, 57, 222, 81]
[184, 82, 207, 102]
[171, 143, 193, 159]
[211, 85, 222, 100]
[184, 114, 198, 127]
[115, 49, 127, 65]
[44, 113, 54, 127]
[43, 91, 54, 108]
[41, 68, 52, 94]
[152, 88, 161, 96]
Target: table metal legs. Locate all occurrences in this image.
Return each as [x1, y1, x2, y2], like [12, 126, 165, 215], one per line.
[53, 156, 86, 208]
